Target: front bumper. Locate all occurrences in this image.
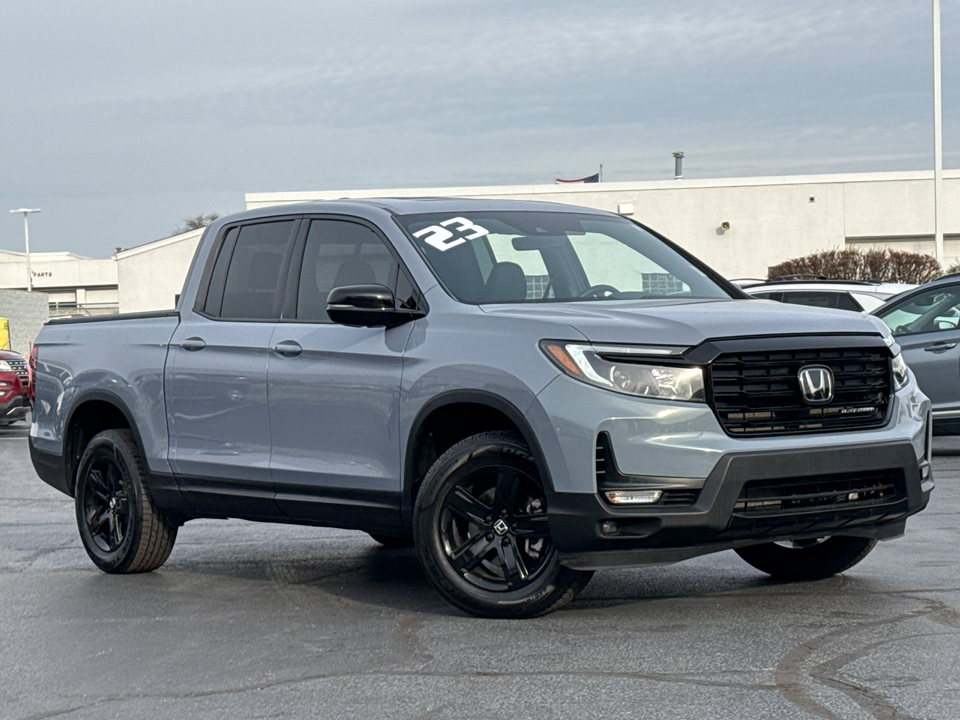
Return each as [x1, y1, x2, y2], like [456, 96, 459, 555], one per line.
[0, 395, 30, 424]
[548, 440, 932, 570]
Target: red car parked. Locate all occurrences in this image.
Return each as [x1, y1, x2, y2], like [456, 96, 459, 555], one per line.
[0, 349, 31, 426]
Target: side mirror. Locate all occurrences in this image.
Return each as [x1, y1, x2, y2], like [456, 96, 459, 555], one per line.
[326, 284, 426, 328]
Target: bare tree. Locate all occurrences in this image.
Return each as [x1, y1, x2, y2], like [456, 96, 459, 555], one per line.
[173, 213, 221, 235]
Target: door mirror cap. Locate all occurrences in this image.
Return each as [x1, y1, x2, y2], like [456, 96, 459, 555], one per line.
[326, 284, 425, 328]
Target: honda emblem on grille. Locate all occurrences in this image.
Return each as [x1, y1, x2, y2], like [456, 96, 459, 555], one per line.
[798, 365, 834, 405]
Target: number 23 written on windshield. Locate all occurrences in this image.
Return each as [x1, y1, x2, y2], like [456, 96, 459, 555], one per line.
[413, 217, 489, 252]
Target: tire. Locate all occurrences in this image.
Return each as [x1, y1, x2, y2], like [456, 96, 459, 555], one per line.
[414, 431, 593, 618]
[734, 536, 878, 581]
[368, 533, 415, 548]
[74, 429, 178, 574]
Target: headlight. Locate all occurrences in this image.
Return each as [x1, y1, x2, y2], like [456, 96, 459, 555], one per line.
[892, 352, 909, 391]
[0, 361, 11, 372]
[540, 341, 704, 402]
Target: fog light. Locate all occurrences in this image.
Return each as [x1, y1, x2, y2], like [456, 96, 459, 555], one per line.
[600, 520, 619, 535]
[604, 490, 663, 505]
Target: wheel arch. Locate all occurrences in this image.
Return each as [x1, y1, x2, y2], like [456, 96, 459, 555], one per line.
[62, 390, 143, 496]
[401, 390, 555, 527]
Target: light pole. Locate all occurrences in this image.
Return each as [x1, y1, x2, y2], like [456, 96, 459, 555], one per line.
[933, 0, 944, 264]
[9, 208, 40, 291]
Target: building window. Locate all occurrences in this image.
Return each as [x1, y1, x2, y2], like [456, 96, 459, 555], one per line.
[525, 275, 551, 299]
[641, 273, 684, 294]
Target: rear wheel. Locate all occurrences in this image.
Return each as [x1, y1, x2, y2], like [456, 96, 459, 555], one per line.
[734, 536, 877, 581]
[75, 429, 178, 573]
[414, 431, 593, 618]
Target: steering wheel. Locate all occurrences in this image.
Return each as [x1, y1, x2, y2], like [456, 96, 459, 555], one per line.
[577, 284, 619, 299]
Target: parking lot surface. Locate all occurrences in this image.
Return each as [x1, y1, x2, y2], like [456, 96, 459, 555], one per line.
[1, 422, 958, 720]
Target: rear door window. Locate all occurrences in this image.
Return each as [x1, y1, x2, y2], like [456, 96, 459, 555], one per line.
[202, 220, 298, 320]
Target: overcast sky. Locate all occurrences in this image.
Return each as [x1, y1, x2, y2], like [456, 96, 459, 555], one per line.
[1, 0, 957, 258]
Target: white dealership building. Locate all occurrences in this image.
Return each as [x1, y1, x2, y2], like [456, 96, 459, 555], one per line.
[248, 169, 960, 282]
[0, 228, 204, 317]
[1, 169, 959, 319]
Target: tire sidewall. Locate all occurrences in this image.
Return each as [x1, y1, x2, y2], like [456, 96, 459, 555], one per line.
[75, 430, 145, 573]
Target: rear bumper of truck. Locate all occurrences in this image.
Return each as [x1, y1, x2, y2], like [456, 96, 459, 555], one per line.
[29, 441, 70, 496]
[548, 440, 932, 570]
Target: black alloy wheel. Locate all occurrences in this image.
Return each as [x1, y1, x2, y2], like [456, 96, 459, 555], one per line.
[414, 431, 593, 618]
[437, 461, 551, 592]
[79, 452, 130, 556]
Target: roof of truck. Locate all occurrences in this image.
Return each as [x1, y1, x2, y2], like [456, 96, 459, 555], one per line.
[228, 196, 614, 223]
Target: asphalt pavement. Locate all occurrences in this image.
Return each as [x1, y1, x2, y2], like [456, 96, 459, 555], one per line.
[1, 422, 958, 720]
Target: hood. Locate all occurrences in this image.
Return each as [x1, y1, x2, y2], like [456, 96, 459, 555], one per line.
[481, 298, 892, 347]
[0, 349, 25, 361]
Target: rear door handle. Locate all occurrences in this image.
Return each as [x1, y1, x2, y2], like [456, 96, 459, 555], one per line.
[180, 337, 206, 351]
[272, 341, 303, 357]
[924, 341, 957, 353]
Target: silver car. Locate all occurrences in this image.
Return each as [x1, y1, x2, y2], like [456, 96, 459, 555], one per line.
[873, 275, 960, 432]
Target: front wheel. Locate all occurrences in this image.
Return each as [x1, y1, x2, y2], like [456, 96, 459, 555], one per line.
[75, 429, 178, 574]
[734, 536, 877, 581]
[414, 431, 593, 618]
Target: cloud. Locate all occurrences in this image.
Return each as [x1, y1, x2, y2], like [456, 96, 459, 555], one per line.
[1, 0, 955, 256]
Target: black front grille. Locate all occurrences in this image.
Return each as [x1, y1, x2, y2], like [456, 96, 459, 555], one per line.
[710, 347, 891, 437]
[724, 471, 908, 538]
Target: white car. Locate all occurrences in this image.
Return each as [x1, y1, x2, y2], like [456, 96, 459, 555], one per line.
[741, 279, 916, 313]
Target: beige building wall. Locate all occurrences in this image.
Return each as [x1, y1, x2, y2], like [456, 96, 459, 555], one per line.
[247, 170, 960, 279]
[116, 228, 204, 313]
[0, 252, 118, 316]
[0, 252, 116, 290]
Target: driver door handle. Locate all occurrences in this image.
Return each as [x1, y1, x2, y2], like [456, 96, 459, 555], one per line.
[924, 341, 957, 353]
[180, 337, 206, 351]
[272, 341, 303, 357]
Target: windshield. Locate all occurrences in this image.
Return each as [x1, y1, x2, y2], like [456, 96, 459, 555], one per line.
[876, 285, 960, 336]
[396, 211, 732, 304]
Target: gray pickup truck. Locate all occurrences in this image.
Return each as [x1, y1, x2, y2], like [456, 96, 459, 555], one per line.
[29, 198, 933, 617]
